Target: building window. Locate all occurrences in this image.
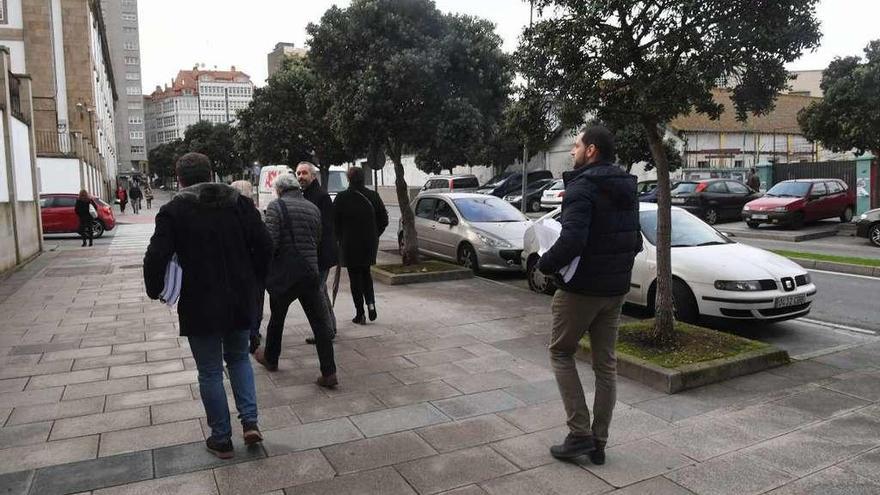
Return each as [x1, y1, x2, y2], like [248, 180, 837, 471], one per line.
[123, 26, 137, 33]
[0, 0, 7, 24]
[124, 42, 138, 51]
[128, 116, 143, 125]
[121, 13, 137, 21]
[131, 145, 145, 154]
[126, 86, 140, 96]
[125, 56, 139, 65]
[125, 72, 140, 81]
[128, 102, 143, 110]
[130, 131, 144, 140]
[697, 160, 710, 168]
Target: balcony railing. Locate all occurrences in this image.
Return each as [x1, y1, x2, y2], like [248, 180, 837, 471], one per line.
[35, 130, 107, 176]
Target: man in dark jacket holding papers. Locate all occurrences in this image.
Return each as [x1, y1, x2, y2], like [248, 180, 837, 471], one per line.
[539, 126, 641, 465]
[144, 152, 272, 459]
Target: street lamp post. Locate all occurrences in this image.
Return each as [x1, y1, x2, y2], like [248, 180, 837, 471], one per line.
[520, 0, 534, 215]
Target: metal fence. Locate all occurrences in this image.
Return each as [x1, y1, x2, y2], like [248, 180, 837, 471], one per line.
[771, 160, 857, 191]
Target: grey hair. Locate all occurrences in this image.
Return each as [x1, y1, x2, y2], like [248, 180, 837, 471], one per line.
[274, 173, 301, 194]
[230, 180, 253, 199]
[296, 161, 319, 177]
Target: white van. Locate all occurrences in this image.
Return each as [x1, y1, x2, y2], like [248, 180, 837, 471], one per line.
[257, 165, 293, 210]
[325, 165, 349, 201]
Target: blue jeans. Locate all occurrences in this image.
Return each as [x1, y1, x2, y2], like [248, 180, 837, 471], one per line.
[188, 330, 258, 443]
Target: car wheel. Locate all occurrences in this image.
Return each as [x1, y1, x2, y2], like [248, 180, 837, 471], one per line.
[672, 279, 699, 324]
[91, 221, 105, 239]
[458, 243, 479, 273]
[840, 206, 854, 223]
[526, 256, 556, 295]
[870, 223, 880, 248]
[703, 208, 718, 225]
[529, 199, 541, 213]
[746, 221, 760, 229]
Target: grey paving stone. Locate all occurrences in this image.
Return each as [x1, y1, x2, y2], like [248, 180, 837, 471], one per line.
[481, 462, 612, 495]
[0, 377, 28, 393]
[416, 414, 522, 453]
[105, 385, 193, 411]
[502, 379, 560, 405]
[213, 450, 335, 495]
[0, 387, 63, 408]
[822, 373, 880, 402]
[633, 393, 720, 422]
[716, 402, 819, 440]
[743, 431, 858, 478]
[606, 406, 673, 446]
[99, 419, 204, 457]
[443, 370, 526, 395]
[29, 451, 153, 495]
[838, 448, 880, 483]
[112, 339, 179, 354]
[432, 390, 525, 420]
[109, 359, 184, 379]
[342, 356, 417, 376]
[420, 335, 483, 351]
[93, 470, 219, 495]
[438, 486, 488, 495]
[357, 341, 429, 359]
[292, 392, 386, 423]
[41, 346, 112, 362]
[292, 466, 416, 495]
[153, 440, 265, 478]
[0, 407, 10, 425]
[766, 466, 880, 495]
[262, 417, 363, 455]
[351, 402, 449, 437]
[372, 380, 461, 407]
[10, 342, 79, 355]
[27, 367, 109, 389]
[801, 412, 880, 450]
[768, 360, 845, 382]
[322, 431, 436, 474]
[148, 370, 199, 389]
[391, 363, 470, 385]
[0, 469, 33, 495]
[6, 396, 105, 425]
[489, 425, 567, 470]
[0, 360, 74, 380]
[406, 348, 479, 367]
[72, 352, 147, 371]
[652, 419, 764, 462]
[0, 436, 99, 474]
[330, 371, 401, 393]
[666, 453, 793, 495]
[146, 347, 194, 362]
[0, 421, 53, 449]
[397, 446, 519, 495]
[63, 376, 147, 400]
[51, 408, 151, 440]
[609, 477, 695, 494]
[150, 399, 205, 424]
[814, 349, 878, 371]
[584, 438, 693, 488]
[721, 371, 802, 394]
[496, 399, 566, 433]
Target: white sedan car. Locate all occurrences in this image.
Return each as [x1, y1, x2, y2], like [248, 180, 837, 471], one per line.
[522, 203, 817, 322]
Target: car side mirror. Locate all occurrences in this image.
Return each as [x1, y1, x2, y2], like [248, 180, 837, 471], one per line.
[809, 194, 821, 201]
[438, 216, 457, 226]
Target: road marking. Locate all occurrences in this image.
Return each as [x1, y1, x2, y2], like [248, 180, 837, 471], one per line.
[792, 343, 864, 361]
[807, 268, 879, 281]
[799, 317, 877, 336]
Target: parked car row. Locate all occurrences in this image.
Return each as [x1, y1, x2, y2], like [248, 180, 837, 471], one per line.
[742, 179, 855, 229]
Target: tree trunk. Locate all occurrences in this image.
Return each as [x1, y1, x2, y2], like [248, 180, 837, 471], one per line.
[643, 118, 676, 344]
[313, 150, 329, 192]
[389, 144, 420, 265]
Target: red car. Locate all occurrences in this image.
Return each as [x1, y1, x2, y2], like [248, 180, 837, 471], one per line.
[40, 193, 116, 238]
[742, 179, 855, 229]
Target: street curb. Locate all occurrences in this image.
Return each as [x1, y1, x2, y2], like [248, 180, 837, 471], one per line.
[371, 264, 473, 285]
[786, 257, 880, 278]
[728, 228, 839, 242]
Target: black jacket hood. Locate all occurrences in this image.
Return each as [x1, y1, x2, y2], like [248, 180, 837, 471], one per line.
[176, 183, 240, 208]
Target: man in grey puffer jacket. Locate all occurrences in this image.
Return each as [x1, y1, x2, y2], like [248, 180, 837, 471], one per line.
[254, 174, 337, 388]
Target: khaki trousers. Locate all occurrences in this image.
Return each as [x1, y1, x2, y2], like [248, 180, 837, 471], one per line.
[549, 289, 625, 441]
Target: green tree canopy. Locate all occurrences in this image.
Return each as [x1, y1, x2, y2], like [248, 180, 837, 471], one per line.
[147, 139, 185, 182]
[799, 40, 880, 158]
[183, 121, 245, 179]
[518, 0, 821, 341]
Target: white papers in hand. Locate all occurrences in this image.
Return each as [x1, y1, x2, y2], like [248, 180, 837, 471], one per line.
[533, 217, 580, 283]
[159, 254, 182, 307]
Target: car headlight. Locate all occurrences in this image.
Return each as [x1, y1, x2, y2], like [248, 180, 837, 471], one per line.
[714, 280, 765, 291]
[743, 205, 751, 211]
[773, 207, 788, 212]
[861, 213, 868, 220]
[476, 232, 512, 248]
[505, 195, 521, 202]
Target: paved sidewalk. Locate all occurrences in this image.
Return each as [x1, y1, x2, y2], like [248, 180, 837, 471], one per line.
[0, 226, 879, 494]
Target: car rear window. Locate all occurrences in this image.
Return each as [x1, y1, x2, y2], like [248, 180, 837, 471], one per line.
[54, 197, 77, 207]
[826, 181, 842, 194]
[671, 183, 698, 194]
[452, 177, 479, 189]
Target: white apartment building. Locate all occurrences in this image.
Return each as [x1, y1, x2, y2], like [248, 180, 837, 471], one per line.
[145, 67, 253, 150]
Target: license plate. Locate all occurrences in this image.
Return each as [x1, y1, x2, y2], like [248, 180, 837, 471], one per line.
[775, 294, 806, 308]
[671, 198, 685, 204]
[752, 214, 768, 220]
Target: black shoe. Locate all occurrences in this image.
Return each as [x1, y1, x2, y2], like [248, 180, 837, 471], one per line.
[242, 422, 263, 445]
[316, 374, 338, 389]
[249, 334, 261, 354]
[352, 314, 366, 325]
[368, 304, 377, 322]
[589, 440, 606, 465]
[549, 433, 595, 460]
[206, 437, 234, 459]
[305, 335, 335, 345]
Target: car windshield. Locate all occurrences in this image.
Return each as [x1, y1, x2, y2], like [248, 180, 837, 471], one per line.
[525, 179, 553, 193]
[640, 209, 732, 247]
[326, 171, 349, 194]
[481, 172, 514, 188]
[548, 180, 564, 190]
[671, 182, 698, 194]
[765, 182, 811, 198]
[453, 197, 528, 222]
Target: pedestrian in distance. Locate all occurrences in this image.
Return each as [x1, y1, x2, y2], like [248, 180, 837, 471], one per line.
[231, 180, 266, 354]
[144, 152, 273, 459]
[144, 184, 154, 209]
[333, 166, 388, 325]
[296, 162, 339, 344]
[129, 182, 143, 214]
[254, 174, 338, 388]
[747, 167, 761, 191]
[538, 125, 642, 465]
[74, 189, 95, 247]
[116, 185, 128, 213]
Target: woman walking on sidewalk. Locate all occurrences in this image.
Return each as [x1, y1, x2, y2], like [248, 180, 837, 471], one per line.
[333, 167, 388, 324]
[74, 190, 95, 247]
[115, 185, 128, 213]
[144, 184, 154, 209]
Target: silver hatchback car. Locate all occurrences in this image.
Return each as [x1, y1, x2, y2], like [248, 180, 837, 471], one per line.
[399, 192, 532, 272]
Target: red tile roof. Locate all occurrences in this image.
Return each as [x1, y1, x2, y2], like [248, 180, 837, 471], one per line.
[148, 68, 251, 100]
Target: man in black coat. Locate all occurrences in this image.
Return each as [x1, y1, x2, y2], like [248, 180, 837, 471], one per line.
[539, 126, 642, 465]
[333, 167, 388, 324]
[144, 152, 272, 459]
[296, 162, 338, 342]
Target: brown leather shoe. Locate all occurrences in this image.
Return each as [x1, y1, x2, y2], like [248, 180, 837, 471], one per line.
[253, 348, 277, 372]
[315, 374, 338, 389]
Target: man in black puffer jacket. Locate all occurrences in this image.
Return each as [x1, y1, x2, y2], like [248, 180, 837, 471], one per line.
[539, 125, 642, 465]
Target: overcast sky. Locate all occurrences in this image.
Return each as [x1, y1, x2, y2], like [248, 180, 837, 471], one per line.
[138, 0, 879, 92]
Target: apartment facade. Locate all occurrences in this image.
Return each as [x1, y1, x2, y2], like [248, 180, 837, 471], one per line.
[145, 67, 253, 150]
[101, 0, 146, 178]
[267, 41, 306, 79]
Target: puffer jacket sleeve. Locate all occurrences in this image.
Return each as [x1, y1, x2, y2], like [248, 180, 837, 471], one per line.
[264, 199, 282, 252]
[143, 205, 175, 299]
[539, 182, 593, 275]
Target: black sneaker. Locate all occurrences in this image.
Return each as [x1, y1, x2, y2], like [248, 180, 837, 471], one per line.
[549, 433, 595, 460]
[352, 314, 366, 325]
[589, 440, 606, 465]
[206, 437, 234, 459]
[367, 304, 377, 322]
[242, 422, 263, 445]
